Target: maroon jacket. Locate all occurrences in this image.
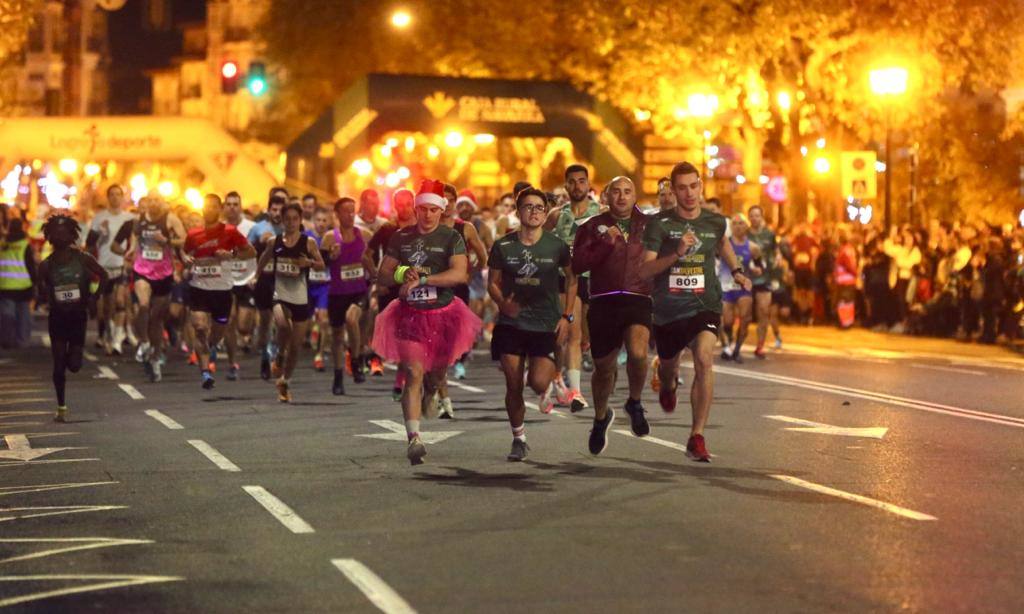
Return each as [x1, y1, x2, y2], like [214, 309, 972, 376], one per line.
[571, 207, 653, 298]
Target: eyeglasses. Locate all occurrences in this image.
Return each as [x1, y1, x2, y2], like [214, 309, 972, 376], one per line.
[520, 204, 547, 214]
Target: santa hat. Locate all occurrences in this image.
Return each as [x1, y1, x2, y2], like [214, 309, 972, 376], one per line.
[415, 179, 447, 209]
[455, 189, 478, 212]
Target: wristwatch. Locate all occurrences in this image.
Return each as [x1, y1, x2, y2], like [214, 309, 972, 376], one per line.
[418, 274, 429, 286]
[561, 313, 575, 323]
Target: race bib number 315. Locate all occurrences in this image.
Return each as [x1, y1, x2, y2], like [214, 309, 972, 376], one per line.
[668, 267, 705, 294]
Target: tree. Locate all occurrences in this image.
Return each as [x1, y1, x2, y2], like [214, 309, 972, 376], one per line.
[0, 0, 42, 109]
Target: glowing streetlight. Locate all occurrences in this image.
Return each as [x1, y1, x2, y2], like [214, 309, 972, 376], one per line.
[352, 158, 373, 176]
[58, 159, 78, 175]
[390, 9, 412, 29]
[813, 157, 831, 175]
[870, 65, 909, 229]
[776, 91, 792, 112]
[686, 93, 718, 182]
[444, 130, 464, 148]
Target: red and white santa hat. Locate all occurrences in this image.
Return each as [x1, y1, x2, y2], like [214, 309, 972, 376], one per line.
[455, 188, 478, 212]
[415, 179, 447, 209]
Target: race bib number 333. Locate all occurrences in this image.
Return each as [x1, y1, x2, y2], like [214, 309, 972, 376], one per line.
[668, 267, 705, 294]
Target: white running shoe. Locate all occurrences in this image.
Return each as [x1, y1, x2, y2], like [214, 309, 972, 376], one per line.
[136, 342, 151, 363]
[438, 397, 455, 419]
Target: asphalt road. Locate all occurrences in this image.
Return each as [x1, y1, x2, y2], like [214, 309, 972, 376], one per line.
[1, 322, 1023, 613]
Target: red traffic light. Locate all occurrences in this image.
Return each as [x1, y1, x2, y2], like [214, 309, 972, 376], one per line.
[221, 60, 239, 93]
[221, 61, 239, 79]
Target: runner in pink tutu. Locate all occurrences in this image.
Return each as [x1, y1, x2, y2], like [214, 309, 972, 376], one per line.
[373, 179, 481, 465]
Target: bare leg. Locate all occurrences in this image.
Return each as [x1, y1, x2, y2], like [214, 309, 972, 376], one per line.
[689, 332, 716, 436]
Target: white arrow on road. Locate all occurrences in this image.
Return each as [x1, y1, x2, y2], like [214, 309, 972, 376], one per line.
[764, 415, 888, 439]
[357, 420, 463, 444]
[0, 435, 83, 462]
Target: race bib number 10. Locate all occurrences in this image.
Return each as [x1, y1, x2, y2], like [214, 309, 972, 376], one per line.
[668, 267, 705, 294]
[406, 285, 438, 304]
[55, 284, 81, 304]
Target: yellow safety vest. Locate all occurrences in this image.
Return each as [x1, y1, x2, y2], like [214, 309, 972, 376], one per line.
[0, 238, 32, 291]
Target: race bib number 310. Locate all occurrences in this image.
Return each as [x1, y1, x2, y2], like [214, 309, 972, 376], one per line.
[668, 267, 705, 294]
[406, 285, 438, 304]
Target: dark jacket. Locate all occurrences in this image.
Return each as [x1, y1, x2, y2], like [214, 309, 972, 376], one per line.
[571, 207, 652, 298]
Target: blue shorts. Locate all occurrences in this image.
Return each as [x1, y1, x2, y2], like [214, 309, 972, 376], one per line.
[723, 289, 751, 304]
[308, 283, 330, 311]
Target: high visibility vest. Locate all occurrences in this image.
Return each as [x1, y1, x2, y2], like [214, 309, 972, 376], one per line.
[0, 238, 32, 291]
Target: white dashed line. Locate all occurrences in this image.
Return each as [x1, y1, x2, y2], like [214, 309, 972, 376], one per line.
[770, 474, 937, 521]
[187, 440, 240, 472]
[446, 380, 485, 393]
[96, 366, 119, 380]
[908, 363, 984, 376]
[0, 574, 182, 608]
[242, 486, 314, 534]
[144, 410, 183, 430]
[83, 352, 98, 362]
[612, 429, 686, 452]
[332, 559, 416, 614]
[117, 384, 145, 400]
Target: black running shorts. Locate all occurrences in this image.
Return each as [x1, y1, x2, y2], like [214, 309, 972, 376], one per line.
[327, 292, 366, 328]
[490, 324, 557, 362]
[587, 294, 652, 359]
[188, 287, 234, 324]
[653, 311, 721, 360]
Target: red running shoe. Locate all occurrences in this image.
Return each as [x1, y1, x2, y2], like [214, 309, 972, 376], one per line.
[686, 434, 711, 462]
[188, 351, 198, 366]
[754, 347, 767, 360]
[658, 384, 677, 413]
[369, 356, 384, 376]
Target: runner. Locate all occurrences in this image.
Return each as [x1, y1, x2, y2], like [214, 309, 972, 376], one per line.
[355, 188, 389, 235]
[545, 164, 601, 411]
[305, 207, 333, 372]
[248, 189, 287, 380]
[86, 185, 134, 356]
[367, 188, 417, 400]
[223, 190, 257, 380]
[489, 187, 574, 460]
[572, 176, 653, 454]
[373, 179, 480, 465]
[719, 213, 761, 363]
[641, 162, 751, 462]
[118, 195, 186, 381]
[747, 205, 778, 358]
[37, 215, 109, 422]
[320, 197, 375, 395]
[182, 194, 255, 389]
[300, 193, 318, 231]
[255, 203, 326, 402]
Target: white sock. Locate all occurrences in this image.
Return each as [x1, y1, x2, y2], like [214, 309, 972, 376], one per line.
[405, 419, 420, 439]
[511, 424, 526, 441]
[567, 369, 581, 391]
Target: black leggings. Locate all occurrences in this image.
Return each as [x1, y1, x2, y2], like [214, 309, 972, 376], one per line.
[49, 310, 87, 407]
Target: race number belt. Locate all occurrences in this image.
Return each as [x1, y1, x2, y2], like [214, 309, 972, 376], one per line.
[55, 284, 81, 304]
[668, 267, 705, 294]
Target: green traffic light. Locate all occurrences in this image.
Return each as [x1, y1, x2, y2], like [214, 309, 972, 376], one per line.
[249, 78, 266, 96]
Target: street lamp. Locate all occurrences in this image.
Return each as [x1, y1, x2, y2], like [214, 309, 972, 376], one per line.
[870, 66, 908, 229]
[687, 93, 718, 180]
[390, 9, 412, 29]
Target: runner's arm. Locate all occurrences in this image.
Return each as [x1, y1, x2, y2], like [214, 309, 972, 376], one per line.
[82, 252, 110, 288]
[377, 255, 401, 288]
[464, 222, 488, 269]
[306, 237, 326, 271]
[256, 243, 273, 273]
[422, 253, 468, 288]
[719, 235, 752, 291]
[35, 260, 50, 303]
[167, 214, 186, 248]
[571, 222, 614, 275]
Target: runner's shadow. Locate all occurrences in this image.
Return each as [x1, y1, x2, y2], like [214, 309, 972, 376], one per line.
[524, 459, 680, 484]
[414, 467, 554, 493]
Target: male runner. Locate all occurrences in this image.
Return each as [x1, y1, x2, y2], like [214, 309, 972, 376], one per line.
[300, 193, 318, 231]
[306, 207, 333, 371]
[86, 185, 133, 355]
[321, 198, 375, 395]
[355, 189, 389, 235]
[249, 189, 287, 379]
[641, 162, 751, 462]
[223, 190, 257, 379]
[38, 215, 109, 422]
[720, 213, 761, 363]
[117, 195, 185, 381]
[572, 176, 653, 454]
[183, 194, 255, 389]
[747, 205, 778, 358]
[489, 187, 574, 461]
[545, 164, 602, 411]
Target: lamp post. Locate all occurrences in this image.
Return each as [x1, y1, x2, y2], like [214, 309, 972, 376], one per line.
[687, 93, 718, 181]
[869, 67, 908, 230]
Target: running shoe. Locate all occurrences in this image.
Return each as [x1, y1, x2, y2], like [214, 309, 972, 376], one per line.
[438, 397, 455, 419]
[271, 356, 283, 379]
[369, 356, 384, 376]
[659, 384, 677, 413]
[588, 408, 615, 455]
[581, 351, 594, 373]
[110, 342, 123, 356]
[127, 327, 140, 347]
[754, 348, 767, 360]
[719, 348, 733, 361]
[353, 359, 366, 383]
[391, 386, 403, 402]
[507, 439, 530, 462]
[651, 357, 661, 392]
[345, 351, 353, 375]
[624, 398, 650, 437]
[617, 349, 628, 366]
[686, 434, 711, 462]
[54, 406, 68, 423]
[188, 351, 198, 366]
[314, 354, 325, 372]
[149, 358, 162, 383]
[276, 378, 291, 403]
[538, 388, 554, 414]
[260, 352, 271, 380]
[732, 352, 744, 364]
[569, 389, 589, 413]
[201, 370, 215, 390]
[135, 342, 150, 363]
[143, 358, 154, 380]
[227, 363, 240, 381]
[407, 436, 427, 465]
[207, 361, 217, 374]
[452, 361, 467, 380]
[332, 370, 345, 396]
[553, 377, 571, 406]
[774, 337, 782, 350]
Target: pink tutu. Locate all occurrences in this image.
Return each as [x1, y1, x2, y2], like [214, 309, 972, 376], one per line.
[372, 297, 482, 371]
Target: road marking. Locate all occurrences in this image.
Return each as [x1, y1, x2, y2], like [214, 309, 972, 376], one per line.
[118, 384, 145, 400]
[709, 364, 1024, 429]
[145, 410, 183, 430]
[446, 380, 485, 393]
[764, 415, 888, 439]
[0, 574, 182, 607]
[908, 363, 984, 376]
[332, 559, 416, 614]
[0, 388, 47, 394]
[0, 505, 127, 523]
[242, 486, 314, 534]
[0, 398, 49, 405]
[357, 420, 462, 444]
[525, 401, 569, 418]
[770, 474, 937, 521]
[0, 482, 117, 497]
[40, 335, 51, 348]
[187, 440, 240, 472]
[612, 430, 685, 452]
[83, 351, 98, 362]
[96, 365, 119, 380]
[0, 538, 152, 565]
[0, 434, 83, 462]
[0, 458, 99, 468]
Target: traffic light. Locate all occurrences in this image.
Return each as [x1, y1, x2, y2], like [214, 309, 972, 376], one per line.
[247, 61, 266, 96]
[220, 60, 239, 94]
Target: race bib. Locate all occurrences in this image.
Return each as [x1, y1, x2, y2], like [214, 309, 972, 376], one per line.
[308, 269, 330, 282]
[262, 261, 275, 273]
[193, 264, 222, 278]
[668, 267, 705, 294]
[55, 284, 81, 304]
[142, 248, 163, 261]
[339, 264, 364, 281]
[275, 258, 301, 277]
[406, 285, 438, 304]
[230, 260, 250, 272]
